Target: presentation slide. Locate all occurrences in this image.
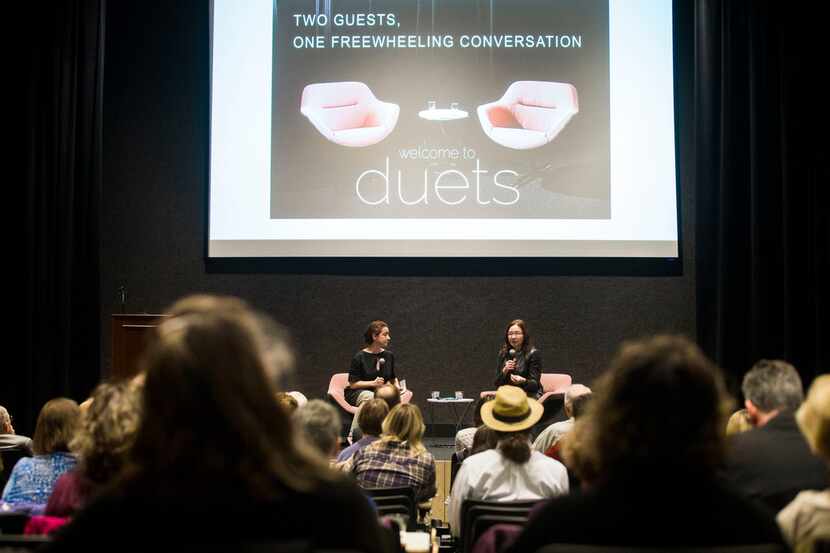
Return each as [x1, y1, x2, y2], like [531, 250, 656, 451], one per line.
[209, 0, 678, 258]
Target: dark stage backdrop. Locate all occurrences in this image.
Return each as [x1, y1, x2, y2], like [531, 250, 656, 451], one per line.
[99, 0, 695, 422]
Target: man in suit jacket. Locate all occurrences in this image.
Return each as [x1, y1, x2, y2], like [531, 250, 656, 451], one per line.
[722, 360, 829, 513]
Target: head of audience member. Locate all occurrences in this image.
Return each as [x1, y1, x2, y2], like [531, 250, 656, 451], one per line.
[567, 335, 732, 484]
[726, 408, 753, 435]
[275, 392, 299, 415]
[470, 425, 499, 456]
[374, 383, 401, 410]
[381, 404, 426, 453]
[796, 375, 830, 464]
[128, 300, 333, 498]
[564, 384, 592, 419]
[166, 294, 296, 389]
[71, 381, 141, 485]
[293, 400, 342, 459]
[356, 398, 389, 438]
[742, 359, 803, 427]
[32, 398, 81, 456]
[0, 405, 13, 434]
[569, 392, 593, 420]
[481, 385, 544, 464]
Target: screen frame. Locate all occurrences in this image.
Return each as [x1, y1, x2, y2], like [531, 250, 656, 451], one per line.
[204, 0, 686, 276]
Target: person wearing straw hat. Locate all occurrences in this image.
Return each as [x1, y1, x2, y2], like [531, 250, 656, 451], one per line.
[447, 385, 568, 537]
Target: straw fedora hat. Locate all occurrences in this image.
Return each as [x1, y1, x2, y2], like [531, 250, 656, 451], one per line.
[480, 385, 544, 432]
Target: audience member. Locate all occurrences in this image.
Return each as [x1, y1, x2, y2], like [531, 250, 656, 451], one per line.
[374, 383, 401, 410]
[336, 398, 389, 471]
[0, 405, 33, 456]
[505, 335, 783, 552]
[1, 405, 33, 489]
[532, 384, 592, 453]
[293, 399, 342, 460]
[777, 375, 830, 553]
[46, 297, 394, 553]
[2, 398, 79, 510]
[448, 385, 568, 537]
[274, 391, 299, 415]
[455, 396, 491, 461]
[352, 382, 401, 442]
[351, 403, 436, 503]
[45, 382, 141, 517]
[470, 425, 499, 457]
[722, 360, 828, 512]
[543, 392, 593, 462]
[726, 408, 753, 435]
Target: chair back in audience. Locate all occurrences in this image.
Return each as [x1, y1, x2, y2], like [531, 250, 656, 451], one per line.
[534, 544, 788, 553]
[460, 500, 539, 553]
[450, 452, 461, 488]
[364, 486, 417, 530]
[0, 513, 29, 535]
[0, 534, 51, 552]
[0, 450, 30, 492]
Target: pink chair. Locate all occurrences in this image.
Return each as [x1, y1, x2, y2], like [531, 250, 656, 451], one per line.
[477, 81, 579, 149]
[300, 82, 399, 147]
[326, 373, 414, 417]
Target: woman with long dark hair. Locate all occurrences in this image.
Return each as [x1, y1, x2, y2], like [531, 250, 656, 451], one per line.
[506, 335, 784, 551]
[48, 296, 394, 553]
[495, 319, 542, 398]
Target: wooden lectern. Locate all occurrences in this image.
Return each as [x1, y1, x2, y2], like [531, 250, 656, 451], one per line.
[110, 314, 168, 380]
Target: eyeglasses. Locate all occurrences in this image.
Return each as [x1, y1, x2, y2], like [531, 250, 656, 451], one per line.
[507, 331, 523, 336]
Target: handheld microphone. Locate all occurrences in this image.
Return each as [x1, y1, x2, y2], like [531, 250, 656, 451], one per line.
[508, 348, 516, 359]
[379, 358, 386, 366]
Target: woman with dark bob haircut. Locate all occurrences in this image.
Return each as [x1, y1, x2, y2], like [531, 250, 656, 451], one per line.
[48, 295, 395, 553]
[506, 335, 785, 552]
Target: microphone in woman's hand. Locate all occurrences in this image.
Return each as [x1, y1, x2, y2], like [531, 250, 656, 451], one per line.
[508, 348, 516, 359]
[379, 358, 386, 366]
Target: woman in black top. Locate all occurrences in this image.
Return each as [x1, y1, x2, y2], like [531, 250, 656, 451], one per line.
[345, 320, 398, 407]
[495, 319, 542, 398]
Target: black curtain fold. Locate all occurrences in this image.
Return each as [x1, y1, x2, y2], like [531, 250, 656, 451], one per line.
[695, 0, 828, 394]
[8, 0, 105, 433]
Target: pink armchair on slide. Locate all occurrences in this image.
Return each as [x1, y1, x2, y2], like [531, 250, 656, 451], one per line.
[300, 82, 399, 147]
[477, 81, 579, 149]
[326, 373, 413, 418]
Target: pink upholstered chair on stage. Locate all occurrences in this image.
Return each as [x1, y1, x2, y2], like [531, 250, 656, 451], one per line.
[477, 81, 579, 149]
[300, 82, 399, 147]
[326, 373, 413, 418]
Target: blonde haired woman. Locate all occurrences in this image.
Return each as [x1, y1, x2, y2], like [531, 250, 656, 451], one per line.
[351, 403, 436, 503]
[777, 375, 830, 553]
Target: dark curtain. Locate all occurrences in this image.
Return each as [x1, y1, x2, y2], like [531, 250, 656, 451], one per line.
[695, 0, 828, 394]
[7, 1, 105, 434]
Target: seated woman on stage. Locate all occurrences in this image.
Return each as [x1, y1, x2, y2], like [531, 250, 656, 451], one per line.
[346, 321, 398, 436]
[495, 319, 542, 398]
[346, 320, 398, 406]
